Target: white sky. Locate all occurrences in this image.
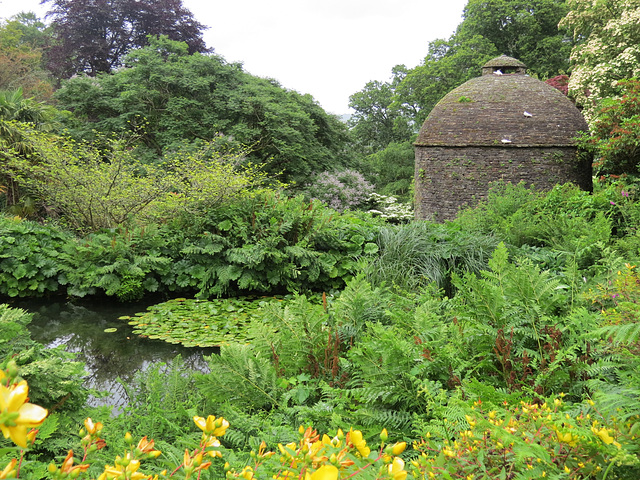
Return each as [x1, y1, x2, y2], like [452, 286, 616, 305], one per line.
[0, 0, 468, 114]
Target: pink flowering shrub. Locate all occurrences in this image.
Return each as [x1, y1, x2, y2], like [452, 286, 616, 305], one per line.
[305, 169, 375, 212]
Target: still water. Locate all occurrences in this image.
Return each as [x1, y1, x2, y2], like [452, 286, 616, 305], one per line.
[18, 299, 213, 411]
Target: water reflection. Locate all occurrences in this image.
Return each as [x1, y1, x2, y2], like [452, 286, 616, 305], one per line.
[18, 299, 214, 410]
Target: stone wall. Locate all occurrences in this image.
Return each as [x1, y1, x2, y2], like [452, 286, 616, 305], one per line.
[414, 146, 592, 221]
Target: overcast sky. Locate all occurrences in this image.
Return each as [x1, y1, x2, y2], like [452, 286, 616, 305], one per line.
[0, 0, 468, 114]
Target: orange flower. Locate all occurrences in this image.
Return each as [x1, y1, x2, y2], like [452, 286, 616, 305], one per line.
[137, 436, 161, 458]
[60, 450, 91, 475]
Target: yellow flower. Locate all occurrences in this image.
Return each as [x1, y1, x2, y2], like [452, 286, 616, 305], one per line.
[392, 442, 407, 455]
[465, 415, 476, 427]
[0, 380, 48, 448]
[555, 431, 578, 447]
[388, 457, 408, 480]
[193, 415, 229, 437]
[442, 446, 456, 458]
[240, 466, 254, 480]
[0, 459, 17, 479]
[100, 453, 146, 480]
[348, 429, 370, 457]
[306, 465, 338, 480]
[592, 426, 615, 445]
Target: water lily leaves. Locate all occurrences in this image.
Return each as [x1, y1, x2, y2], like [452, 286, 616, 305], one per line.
[122, 296, 285, 347]
[104, 327, 118, 333]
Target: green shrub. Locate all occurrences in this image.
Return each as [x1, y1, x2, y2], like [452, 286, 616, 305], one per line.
[0, 215, 70, 297]
[59, 225, 172, 300]
[170, 192, 384, 297]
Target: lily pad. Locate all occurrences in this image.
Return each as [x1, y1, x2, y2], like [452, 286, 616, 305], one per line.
[104, 327, 118, 333]
[121, 296, 288, 347]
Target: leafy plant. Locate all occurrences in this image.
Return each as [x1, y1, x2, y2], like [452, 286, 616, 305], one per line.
[0, 304, 88, 413]
[174, 192, 383, 297]
[58, 225, 172, 300]
[0, 215, 69, 297]
[7, 125, 270, 232]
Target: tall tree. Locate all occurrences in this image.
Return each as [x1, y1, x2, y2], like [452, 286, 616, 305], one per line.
[43, 0, 210, 78]
[0, 13, 53, 100]
[53, 36, 351, 185]
[459, 0, 573, 78]
[348, 65, 414, 155]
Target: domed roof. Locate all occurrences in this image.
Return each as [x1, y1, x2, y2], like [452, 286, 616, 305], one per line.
[415, 56, 588, 147]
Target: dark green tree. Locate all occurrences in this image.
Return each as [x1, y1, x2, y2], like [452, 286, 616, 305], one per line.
[54, 36, 351, 185]
[348, 65, 414, 155]
[459, 0, 573, 78]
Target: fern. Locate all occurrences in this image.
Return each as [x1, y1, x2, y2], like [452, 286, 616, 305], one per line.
[198, 344, 282, 411]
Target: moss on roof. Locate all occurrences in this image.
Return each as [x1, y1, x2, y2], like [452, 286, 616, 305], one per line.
[415, 66, 588, 147]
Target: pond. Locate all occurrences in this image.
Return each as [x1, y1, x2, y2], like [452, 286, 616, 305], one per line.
[17, 298, 215, 412]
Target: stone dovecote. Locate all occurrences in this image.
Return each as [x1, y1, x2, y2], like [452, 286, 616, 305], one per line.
[414, 55, 592, 221]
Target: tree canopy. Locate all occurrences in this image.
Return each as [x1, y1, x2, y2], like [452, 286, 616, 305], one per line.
[0, 13, 53, 100]
[43, 0, 210, 78]
[53, 36, 351, 186]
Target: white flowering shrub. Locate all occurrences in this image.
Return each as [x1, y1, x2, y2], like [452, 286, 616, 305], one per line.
[560, 0, 640, 123]
[367, 192, 413, 223]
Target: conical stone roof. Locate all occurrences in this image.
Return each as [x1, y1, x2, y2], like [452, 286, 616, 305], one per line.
[415, 56, 588, 147]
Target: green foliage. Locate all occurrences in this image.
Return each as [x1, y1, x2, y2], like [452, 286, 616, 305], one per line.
[459, 0, 573, 78]
[1, 193, 385, 301]
[0, 13, 53, 101]
[450, 243, 600, 396]
[347, 67, 414, 155]
[0, 215, 69, 297]
[58, 225, 172, 300]
[7, 125, 269, 232]
[175, 192, 383, 297]
[454, 181, 620, 270]
[107, 356, 208, 441]
[53, 36, 351, 185]
[198, 343, 282, 412]
[363, 141, 415, 202]
[365, 220, 498, 294]
[579, 78, 640, 177]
